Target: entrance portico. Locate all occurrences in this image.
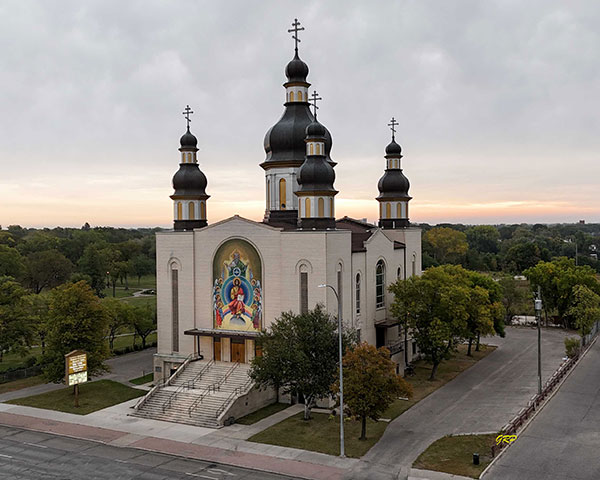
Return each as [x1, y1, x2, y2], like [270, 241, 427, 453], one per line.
[184, 328, 259, 364]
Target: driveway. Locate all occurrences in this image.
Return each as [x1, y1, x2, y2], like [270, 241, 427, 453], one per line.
[346, 327, 571, 480]
[483, 338, 600, 480]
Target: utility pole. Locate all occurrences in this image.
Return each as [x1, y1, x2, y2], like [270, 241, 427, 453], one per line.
[535, 286, 543, 395]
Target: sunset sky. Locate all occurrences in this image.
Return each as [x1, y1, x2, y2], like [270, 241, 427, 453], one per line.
[1, 1, 598, 228]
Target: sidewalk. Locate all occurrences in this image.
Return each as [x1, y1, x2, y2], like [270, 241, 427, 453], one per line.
[0, 399, 355, 480]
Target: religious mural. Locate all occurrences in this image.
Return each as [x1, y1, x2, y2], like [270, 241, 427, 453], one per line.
[212, 239, 262, 331]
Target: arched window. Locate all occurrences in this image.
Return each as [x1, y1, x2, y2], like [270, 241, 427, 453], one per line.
[266, 179, 270, 210]
[318, 198, 324, 217]
[385, 203, 391, 219]
[376, 260, 385, 308]
[200, 201, 206, 219]
[412, 253, 417, 277]
[397, 203, 402, 218]
[397, 266, 403, 279]
[330, 197, 334, 217]
[297, 90, 303, 102]
[176, 202, 182, 220]
[305, 198, 311, 217]
[171, 264, 179, 352]
[279, 178, 286, 209]
[310, 143, 314, 155]
[299, 267, 308, 314]
[290, 91, 295, 102]
[355, 273, 361, 315]
[316, 143, 321, 155]
[188, 202, 195, 220]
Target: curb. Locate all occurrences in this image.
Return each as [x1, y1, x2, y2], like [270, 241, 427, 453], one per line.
[479, 334, 598, 478]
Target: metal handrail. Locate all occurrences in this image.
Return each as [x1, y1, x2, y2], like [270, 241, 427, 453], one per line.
[133, 352, 196, 411]
[187, 383, 216, 416]
[219, 362, 240, 386]
[159, 353, 199, 413]
[187, 359, 214, 390]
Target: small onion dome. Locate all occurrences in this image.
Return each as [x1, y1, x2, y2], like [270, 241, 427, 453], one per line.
[285, 52, 309, 83]
[377, 170, 410, 199]
[385, 139, 402, 156]
[180, 127, 198, 149]
[171, 164, 207, 197]
[306, 119, 326, 138]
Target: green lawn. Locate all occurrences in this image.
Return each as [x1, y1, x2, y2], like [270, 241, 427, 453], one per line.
[413, 433, 497, 478]
[6, 379, 145, 415]
[0, 349, 42, 373]
[101, 274, 156, 299]
[249, 343, 497, 458]
[236, 402, 290, 425]
[111, 332, 156, 351]
[0, 375, 46, 395]
[249, 412, 388, 457]
[129, 373, 153, 385]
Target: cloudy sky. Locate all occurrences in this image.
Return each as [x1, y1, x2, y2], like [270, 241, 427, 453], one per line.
[0, 1, 598, 228]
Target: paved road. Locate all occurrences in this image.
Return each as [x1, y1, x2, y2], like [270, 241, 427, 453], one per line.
[484, 338, 600, 480]
[0, 425, 297, 480]
[347, 327, 571, 480]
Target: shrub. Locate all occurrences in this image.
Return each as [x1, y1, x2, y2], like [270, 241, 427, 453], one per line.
[565, 337, 580, 358]
[25, 356, 37, 368]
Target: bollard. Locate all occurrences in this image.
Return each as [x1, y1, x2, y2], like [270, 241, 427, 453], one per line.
[473, 453, 480, 465]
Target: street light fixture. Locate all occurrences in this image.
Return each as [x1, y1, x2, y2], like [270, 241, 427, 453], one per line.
[318, 283, 345, 458]
[534, 287, 543, 395]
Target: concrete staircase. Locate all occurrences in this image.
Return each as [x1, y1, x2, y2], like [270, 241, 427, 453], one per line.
[132, 360, 252, 428]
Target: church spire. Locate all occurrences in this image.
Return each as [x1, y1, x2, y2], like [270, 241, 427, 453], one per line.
[170, 105, 210, 231]
[377, 117, 411, 229]
[297, 93, 337, 230]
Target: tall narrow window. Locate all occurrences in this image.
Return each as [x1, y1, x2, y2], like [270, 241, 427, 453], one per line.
[318, 198, 324, 217]
[397, 266, 403, 279]
[279, 178, 286, 209]
[355, 273, 361, 315]
[310, 143, 314, 155]
[177, 202, 182, 220]
[300, 272, 308, 314]
[305, 198, 311, 217]
[397, 203, 402, 218]
[316, 143, 321, 155]
[200, 201, 206, 219]
[412, 254, 417, 277]
[330, 198, 334, 217]
[376, 260, 385, 308]
[297, 90, 303, 101]
[290, 91, 295, 102]
[188, 202, 195, 220]
[171, 268, 179, 352]
[386, 203, 391, 219]
[266, 179, 271, 210]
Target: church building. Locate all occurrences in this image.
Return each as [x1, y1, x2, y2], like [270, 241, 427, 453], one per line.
[144, 21, 422, 426]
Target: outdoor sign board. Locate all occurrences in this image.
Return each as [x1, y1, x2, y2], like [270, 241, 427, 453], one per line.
[65, 350, 88, 386]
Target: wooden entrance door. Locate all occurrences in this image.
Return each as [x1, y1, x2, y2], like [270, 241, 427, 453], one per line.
[231, 340, 245, 363]
[214, 338, 221, 362]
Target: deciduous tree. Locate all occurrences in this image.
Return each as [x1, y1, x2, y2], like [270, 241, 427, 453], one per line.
[0, 276, 33, 362]
[333, 342, 412, 440]
[24, 249, 73, 293]
[423, 227, 468, 265]
[43, 281, 109, 382]
[568, 285, 600, 346]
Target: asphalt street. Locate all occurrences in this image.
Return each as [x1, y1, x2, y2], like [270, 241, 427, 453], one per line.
[347, 327, 571, 479]
[484, 338, 600, 480]
[0, 425, 297, 480]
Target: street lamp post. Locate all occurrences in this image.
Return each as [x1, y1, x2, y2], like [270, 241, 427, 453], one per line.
[534, 286, 543, 395]
[318, 283, 345, 458]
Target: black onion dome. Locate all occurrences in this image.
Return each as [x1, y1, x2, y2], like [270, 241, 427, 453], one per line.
[298, 158, 336, 192]
[385, 139, 402, 156]
[377, 170, 410, 199]
[285, 52, 309, 83]
[180, 128, 198, 149]
[171, 164, 208, 197]
[306, 119, 326, 137]
[262, 106, 335, 167]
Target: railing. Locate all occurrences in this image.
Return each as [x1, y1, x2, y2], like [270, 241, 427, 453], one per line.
[215, 376, 254, 420]
[386, 340, 404, 356]
[187, 383, 218, 416]
[185, 359, 214, 390]
[187, 363, 245, 419]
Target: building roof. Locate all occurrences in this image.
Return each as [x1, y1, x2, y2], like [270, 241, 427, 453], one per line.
[336, 217, 376, 252]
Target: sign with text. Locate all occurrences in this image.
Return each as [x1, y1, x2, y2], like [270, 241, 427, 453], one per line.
[65, 350, 88, 387]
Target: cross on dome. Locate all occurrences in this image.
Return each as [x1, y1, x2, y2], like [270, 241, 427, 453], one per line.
[310, 91, 322, 118]
[388, 117, 398, 140]
[288, 18, 305, 53]
[182, 105, 194, 129]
